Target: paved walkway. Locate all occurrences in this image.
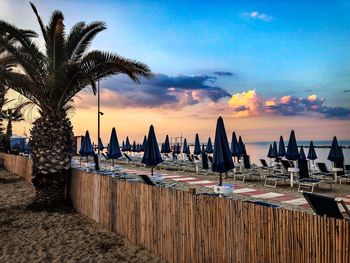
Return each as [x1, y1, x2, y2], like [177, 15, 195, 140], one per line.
[122, 168, 350, 210]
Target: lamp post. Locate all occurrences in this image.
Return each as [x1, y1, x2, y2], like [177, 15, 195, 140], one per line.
[97, 79, 104, 170]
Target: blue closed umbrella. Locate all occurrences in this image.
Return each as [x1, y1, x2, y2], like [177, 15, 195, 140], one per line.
[98, 137, 104, 151]
[206, 137, 213, 154]
[299, 146, 306, 160]
[187, 145, 191, 155]
[125, 137, 131, 151]
[177, 143, 181, 154]
[212, 116, 234, 186]
[132, 141, 137, 152]
[272, 141, 278, 158]
[107, 127, 122, 164]
[202, 143, 206, 153]
[79, 130, 94, 158]
[142, 125, 163, 175]
[278, 136, 286, 157]
[194, 133, 201, 155]
[182, 138, 188, 154]
[121, 141, 125, 152]
[286, 130, 300, 160]
[231, 132, 241, 157]
[307, 141, 317, 160]
[160, 143, 165, 154]
[164, 135, 171, 154]
[328, 136, 344, 162]
[238, 136, 247, 156]
[267, 144, 273, 158]
[141, 135, 147, 152]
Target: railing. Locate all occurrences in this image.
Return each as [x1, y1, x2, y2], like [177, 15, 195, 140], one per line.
[1, 153, 349, 262]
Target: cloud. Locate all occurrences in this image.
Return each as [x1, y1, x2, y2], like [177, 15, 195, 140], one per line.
[213, 71, 234, 77]
[264, 93, 350, 119]
[78, 73, 231, 109]
[344, 90, 350, 93]
[242, 11, 273, 22]
[227, 89, 263, 117]
[222, 90, 350, 119]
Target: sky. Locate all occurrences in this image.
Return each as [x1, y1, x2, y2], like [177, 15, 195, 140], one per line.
[1, 0, 350, 143]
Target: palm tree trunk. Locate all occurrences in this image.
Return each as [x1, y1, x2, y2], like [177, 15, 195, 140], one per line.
[30, 112, 74, 205]
[6, 119, 12, 138]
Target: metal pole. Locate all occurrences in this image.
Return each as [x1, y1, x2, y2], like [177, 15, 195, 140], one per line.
[97, 78, 100, 170]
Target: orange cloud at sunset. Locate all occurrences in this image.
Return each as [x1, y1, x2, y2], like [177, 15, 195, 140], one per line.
[227, 89, 262, 117]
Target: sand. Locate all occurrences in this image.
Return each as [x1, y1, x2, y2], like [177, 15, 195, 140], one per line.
[0, 170, 165, 263]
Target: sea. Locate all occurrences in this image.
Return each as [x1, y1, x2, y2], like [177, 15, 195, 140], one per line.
[188, 140, 350, 166]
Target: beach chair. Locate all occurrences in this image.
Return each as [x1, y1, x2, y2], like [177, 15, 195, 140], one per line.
[264, 160, 290, 188]
[260, 159, 271, 169]
[297, 159, 332, 193]
[138, 174, 176, 188]
[340, 165, 350, 184]
[234, 155, 261, 183]
[101, 152, 109, 160]
[302, 192, 350, 220]
[313, 163, 333, 180]
[123, 153, 138, 167]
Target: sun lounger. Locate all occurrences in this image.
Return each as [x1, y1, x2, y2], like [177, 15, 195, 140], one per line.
[264, 160, 291, 188]
[247, 200, 281, 209]
[297, 159, 332, 193]
[313, 163, 334, 180]
[340, 164, 350, 184]
[139, 174, 176, 188]
[234, 155, 261, 183]
[302, 192, 350, 220]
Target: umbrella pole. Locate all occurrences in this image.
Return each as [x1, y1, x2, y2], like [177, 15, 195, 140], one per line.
[151, 166, 154, 176]
[219, 173, 222, 186]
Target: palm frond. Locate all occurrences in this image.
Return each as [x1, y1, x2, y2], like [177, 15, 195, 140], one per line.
[82, 51, 153, 83]
[29, 2, 46, 37]
[45, 10, 66, 71]
[66, 21, 106, 61]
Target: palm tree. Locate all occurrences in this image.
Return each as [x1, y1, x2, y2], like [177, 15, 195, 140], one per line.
[1, 107, 24, 137]
[0, 3, 152, 205]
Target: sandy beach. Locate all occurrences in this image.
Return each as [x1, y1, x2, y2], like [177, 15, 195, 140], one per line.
[0, 170, 165, 263]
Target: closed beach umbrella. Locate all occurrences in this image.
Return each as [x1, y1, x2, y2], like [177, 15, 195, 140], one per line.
[121, 141, 125, 152]
[132, 141, 137, 152]
[160, 143, 165, 154]
[141, 135, 147, 152]
[328, 136, 344, 162]
[182, 138, 188, 154]
[299, 146, 306, 160]
[238, 136, 247, 156]
[212, 116, 234, 186]
[231, 132, 241, 157]
[98, 137, 104, 151]
[202, 143, 206, 153]
[194, 133, 201, 155]
[107, 127, 122, 165]
[206, 137, 213, 154]
[187, 145, 191, 155]
[272, 141, 278, 158]
[79, 130, 94, 157]
[286, 130, 300, 160]
[164, 135, 171, 154]
[307, 141, 317, 160]
[278, 136, 286, 157]
[267, 144, 273, 158]
[125, 137, 131, 151]
[176, 143, 181, 154]
[142, 125, 163, 175]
